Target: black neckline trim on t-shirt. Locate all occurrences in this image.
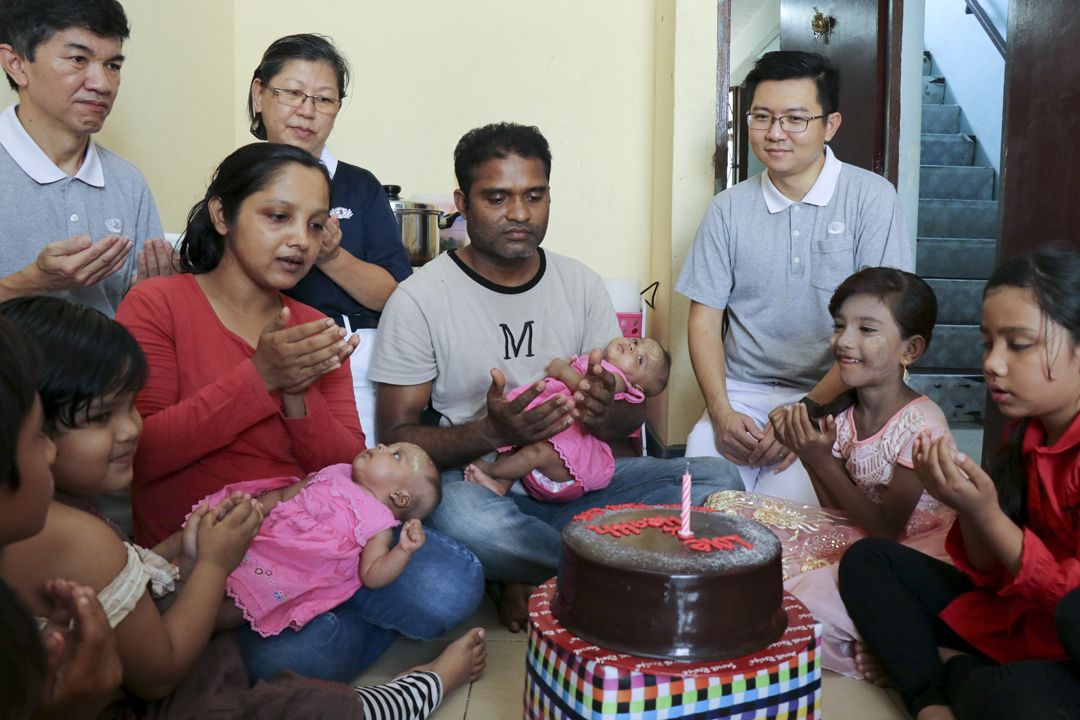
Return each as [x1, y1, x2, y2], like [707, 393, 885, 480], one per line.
[447, 248, 547, 295]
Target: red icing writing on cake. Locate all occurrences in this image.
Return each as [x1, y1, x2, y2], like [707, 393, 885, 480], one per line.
[681, 534, 754, 552]
[584, 515, 753, 553]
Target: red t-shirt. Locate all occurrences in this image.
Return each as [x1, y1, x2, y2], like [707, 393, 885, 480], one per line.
[940, 412, 1080, 663]
[116, 274, 364, 545]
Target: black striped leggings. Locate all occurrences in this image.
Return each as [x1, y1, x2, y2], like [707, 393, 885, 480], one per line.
[354, 670, 443, 719]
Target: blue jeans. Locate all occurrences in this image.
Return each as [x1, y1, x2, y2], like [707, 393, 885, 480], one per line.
[428, 455, 743, 584]
[234, 527, 483, 683]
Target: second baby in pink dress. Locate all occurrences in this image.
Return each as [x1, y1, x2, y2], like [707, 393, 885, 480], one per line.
[191, 442, 440, 637]
[465, 336, 670, 502]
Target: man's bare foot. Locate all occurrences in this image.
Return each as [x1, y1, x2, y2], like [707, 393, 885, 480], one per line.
[496, 582, 536, 633]
[915, 705, 956, 720]
[853, 641, 890, 687]
[464, 462, 511, 496]
[408, 627, 487, 695]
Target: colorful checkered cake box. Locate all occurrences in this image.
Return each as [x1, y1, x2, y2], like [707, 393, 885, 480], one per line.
[525, 581, 822, 719]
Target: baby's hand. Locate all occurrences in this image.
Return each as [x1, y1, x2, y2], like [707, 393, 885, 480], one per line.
[397, 519, 426, 555]
[182, 492, 253, 573]
[195, 498, 263, 573]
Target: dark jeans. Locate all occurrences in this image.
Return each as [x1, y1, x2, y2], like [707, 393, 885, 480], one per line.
[838, 537, 1080, 719]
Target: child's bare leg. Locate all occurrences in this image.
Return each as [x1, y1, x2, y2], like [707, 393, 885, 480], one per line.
[466, 443, 572, 496]
[490, 443, 572, 482]
[408, 627, 487, 693]
[464, 460, 514, 496]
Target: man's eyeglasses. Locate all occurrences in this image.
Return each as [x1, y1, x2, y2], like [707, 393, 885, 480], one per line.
[268, 86, 342, 114]
[745, 111, 829, 133]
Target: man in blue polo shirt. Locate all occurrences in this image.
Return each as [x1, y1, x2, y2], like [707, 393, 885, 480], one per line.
[676, 51, 912, 505]
[0, 0, 168, 317]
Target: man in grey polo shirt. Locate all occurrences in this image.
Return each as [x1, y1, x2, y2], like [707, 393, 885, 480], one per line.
[0, 0, 169, 317]
[676, 51, 912, 505]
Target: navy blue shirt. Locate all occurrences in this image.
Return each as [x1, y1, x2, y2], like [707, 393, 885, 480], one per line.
[286, 161, 411, 328]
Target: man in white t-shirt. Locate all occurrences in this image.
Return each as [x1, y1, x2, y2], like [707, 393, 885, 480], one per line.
[371, 122, 741, 631]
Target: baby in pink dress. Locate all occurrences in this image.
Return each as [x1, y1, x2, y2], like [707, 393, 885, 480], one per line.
[191, 442, 440, 637]
[465, 336, 670, 502]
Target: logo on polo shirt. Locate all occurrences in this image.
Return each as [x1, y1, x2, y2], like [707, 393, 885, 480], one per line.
[330, 207, 353, 220]
[827, 221, 845, 234]
[105, 217, 123, 234]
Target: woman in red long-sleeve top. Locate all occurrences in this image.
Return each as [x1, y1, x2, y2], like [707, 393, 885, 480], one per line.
[117, 143, 363, 546]
[838, 246, 1080, 720]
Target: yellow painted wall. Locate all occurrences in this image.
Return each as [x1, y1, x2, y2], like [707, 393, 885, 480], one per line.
[2, 0, 721, 447]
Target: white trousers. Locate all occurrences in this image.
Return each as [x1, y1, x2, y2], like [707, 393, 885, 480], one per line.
[685, 378, 820, 506]
[346, 326, 378, 449]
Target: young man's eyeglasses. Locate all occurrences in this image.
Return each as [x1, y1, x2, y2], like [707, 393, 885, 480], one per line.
[745, 111, 829, 133]
[268, 86, 342, 114]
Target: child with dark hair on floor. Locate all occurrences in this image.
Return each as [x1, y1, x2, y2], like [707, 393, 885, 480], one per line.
[839, 245, 1080, 720]
[0, 314, 122, 719]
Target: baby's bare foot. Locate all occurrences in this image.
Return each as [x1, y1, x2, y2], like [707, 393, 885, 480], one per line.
[853, 641, 890, 687]
[465, 462, 510, 496]
[409, 627, 487, 695]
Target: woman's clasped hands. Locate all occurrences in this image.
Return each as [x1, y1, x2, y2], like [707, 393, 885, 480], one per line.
[251, 306, 358, 398]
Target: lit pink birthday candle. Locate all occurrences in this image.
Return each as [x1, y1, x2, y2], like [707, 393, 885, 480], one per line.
[679, 463, 693, 538]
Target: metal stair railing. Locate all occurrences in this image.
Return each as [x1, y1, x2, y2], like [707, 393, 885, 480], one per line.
[964, 0, 1006, 58]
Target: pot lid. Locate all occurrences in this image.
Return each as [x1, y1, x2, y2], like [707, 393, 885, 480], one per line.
[383, 184, 440, 213]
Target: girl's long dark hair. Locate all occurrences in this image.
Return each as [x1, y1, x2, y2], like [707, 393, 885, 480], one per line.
[178, 143, 331, 274]
[984, 245, 1080, 525]
[0, 297, 147, 433]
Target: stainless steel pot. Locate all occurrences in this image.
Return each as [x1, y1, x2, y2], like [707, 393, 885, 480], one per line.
[383, 185, 459, 266]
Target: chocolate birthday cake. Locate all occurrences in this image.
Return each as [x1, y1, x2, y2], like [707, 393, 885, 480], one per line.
[553, 504, 786, 661]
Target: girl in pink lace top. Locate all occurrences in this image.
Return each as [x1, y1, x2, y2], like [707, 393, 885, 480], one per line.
[707, 267, 955, 679]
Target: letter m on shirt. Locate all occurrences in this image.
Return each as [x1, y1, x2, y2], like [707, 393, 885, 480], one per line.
[501, 321, 535, 359]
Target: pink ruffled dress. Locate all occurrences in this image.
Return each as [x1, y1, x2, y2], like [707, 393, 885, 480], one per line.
[193, 463, 399, 637]
[705, 395, 955, 677]
[503, 356, 644, 502]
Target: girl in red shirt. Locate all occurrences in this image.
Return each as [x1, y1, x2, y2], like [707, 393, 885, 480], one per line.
[839, 245, 1080, 720]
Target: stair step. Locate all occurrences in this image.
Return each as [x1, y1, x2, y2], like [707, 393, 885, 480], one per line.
[907, 371, 985, 423]
[918, 199, 999, 239]
[916, 237, 997, 279]
[923, 76, 946, 104]
[926, 279, 986, 323]
[921, 133, 975, 166]
[918, 324, 983, 370]
[922, 104, 961, 134]
[920, 165, 993, 200]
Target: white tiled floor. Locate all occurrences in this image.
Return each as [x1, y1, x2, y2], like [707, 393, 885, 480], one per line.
[354, 598, 911, 719]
